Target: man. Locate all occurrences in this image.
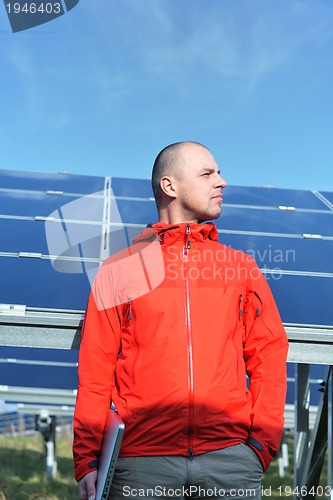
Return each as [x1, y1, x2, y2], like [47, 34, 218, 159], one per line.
[73, 142, 288, 500]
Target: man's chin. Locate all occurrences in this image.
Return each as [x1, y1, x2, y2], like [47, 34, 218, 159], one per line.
[198, 211, 221, 223]
[210, 207, 222, 220]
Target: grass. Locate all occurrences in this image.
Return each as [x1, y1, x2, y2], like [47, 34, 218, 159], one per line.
[0, 430, 77, 500]
[0, 429, 328, 499]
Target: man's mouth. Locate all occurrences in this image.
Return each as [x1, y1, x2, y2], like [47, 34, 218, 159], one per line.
[212, 194, 223, 202]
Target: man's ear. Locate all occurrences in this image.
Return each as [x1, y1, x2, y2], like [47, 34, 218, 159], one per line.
[160, 176, 177, 199]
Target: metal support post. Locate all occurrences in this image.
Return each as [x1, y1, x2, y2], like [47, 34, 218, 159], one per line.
[328, 367, 333, 498]
[298, 367, 329, 499]
[278, 431, 290, 477]
[294, 363, 311, 496]
[35, 410, 58, 479]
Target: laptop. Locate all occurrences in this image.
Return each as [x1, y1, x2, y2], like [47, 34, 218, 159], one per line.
[95, 408, 125, 500]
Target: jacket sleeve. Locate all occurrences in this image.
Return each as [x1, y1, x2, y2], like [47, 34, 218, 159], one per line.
[72, 263, 123, 482]
[243, 257, 289, 471]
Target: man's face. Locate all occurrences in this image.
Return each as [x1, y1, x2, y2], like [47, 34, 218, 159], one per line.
[173, 145, 227, 223]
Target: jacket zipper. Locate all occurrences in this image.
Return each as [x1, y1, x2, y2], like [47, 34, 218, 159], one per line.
[239, 294, 244, 321]
[231, 294, 245, 384]
[184, 224, 195, 457]
[128, 297, 139, 387]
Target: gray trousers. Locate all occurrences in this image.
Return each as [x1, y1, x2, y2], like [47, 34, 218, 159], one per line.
[109, 444, 263, 499]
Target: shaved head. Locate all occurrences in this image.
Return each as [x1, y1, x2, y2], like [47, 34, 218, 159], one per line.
[151, 141, 207, 205]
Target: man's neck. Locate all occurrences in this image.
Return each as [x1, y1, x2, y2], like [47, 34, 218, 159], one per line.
[157, 207, 199, 225]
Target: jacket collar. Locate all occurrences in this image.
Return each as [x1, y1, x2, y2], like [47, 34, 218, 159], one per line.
[144, 222, 219, 244]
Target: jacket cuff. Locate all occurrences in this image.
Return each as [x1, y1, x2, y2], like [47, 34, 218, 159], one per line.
[74, 459, 98, 483]
[246, 434, 272, 472]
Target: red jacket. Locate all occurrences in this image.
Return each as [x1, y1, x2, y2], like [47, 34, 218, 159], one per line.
[73, 222, 288, 481]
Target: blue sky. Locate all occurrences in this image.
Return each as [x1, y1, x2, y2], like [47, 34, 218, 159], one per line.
[0, 0, 332, 191]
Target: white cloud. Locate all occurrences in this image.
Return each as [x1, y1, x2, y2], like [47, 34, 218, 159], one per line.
[5, 44, 43, 124]
[7, 44, 35, 78]
[86, 0, 333, 96]
[5, 0, 332, 129]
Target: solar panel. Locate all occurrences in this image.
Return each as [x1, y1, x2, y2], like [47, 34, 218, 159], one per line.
[0, 219, 50, 253]
[219, 233, 333, 274]
[115, 198, 158, 224]
[1, 172, 333, 320]
[0, 192, 74, 217]
[111, 177, 155, 198]
[217, 206, 333, 236]
[0, 346, 78, 390]
[269, 274, 333, 327]
[0, 257, 91, 310]
[0, 169, 105, 193]
[224, 185, 327, 210]
[318, 191, 333, 207]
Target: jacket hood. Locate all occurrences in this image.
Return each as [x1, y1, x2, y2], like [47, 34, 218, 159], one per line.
[132, 222, 219, 245]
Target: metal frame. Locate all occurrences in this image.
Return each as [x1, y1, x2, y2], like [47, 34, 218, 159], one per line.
[0, 310, 80, 478]
[285, 326, 333, 498]
[0, 308, 83, 349]
[0, 385, 76, 405]
[295, 366, 331, 498]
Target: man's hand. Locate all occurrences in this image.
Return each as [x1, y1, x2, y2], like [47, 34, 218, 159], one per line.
[78, 470, 97, 500]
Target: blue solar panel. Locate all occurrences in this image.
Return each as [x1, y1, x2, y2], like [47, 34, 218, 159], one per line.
[0, 351, 78, 390]
[269, 275, 333, 327]
[0, 219, 49, 253]
[0, 219, 106, 260]
[0, 191, 106, 218]
[0, 346, 78, 362]
[0, 257, 90, 310]
[0, 169, 105, 193]
[216, 206, 333, 236]
[1, 171, 333, 326]
[112, 197, 333, 237]
[111, 177, 154, 198]
[219, 234, 333, 274]
[224, 185, 327, 210]
[116, 199, 158, 225]
[319, 191, 333, 206]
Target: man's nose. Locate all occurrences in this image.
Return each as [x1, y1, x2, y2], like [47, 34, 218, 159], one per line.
[216, 175, 227, 189]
